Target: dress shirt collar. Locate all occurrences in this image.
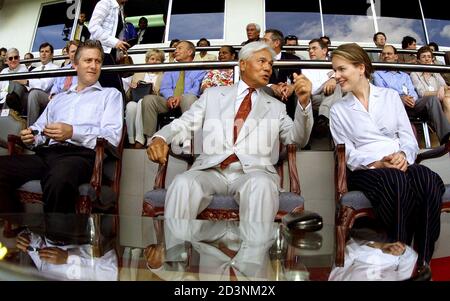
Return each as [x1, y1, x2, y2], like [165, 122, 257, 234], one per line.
[342, 83, 382, 110]
[110, 0, 119, 9]
[68, 81, 103, 94]
[274, 51, 282, 61]
[237, 80, 261, 98]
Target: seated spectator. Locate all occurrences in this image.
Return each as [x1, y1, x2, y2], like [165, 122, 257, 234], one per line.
[146, 41, 313, 222]
[428, 42, 441, 64]
[0, 40, 123, 214]
[241, 23, 261, 45]
[368, 32, 386, 62]
[320, 36, 331, 60]
[0, 47, 7, 71]
[428, 41, 450, 86]
[201, 45, 236, 92]
[410, 46, 450, 122]
[194, 38, 217, 62]
[302, 38, 342, 136]
[126, 49, 165, 148]
[168, 39, 180, 62]
[397, 36, 417, 64]
[373, 45, 450, 145]
[136, 17, 152, 45]
[263, 29, 301, 119]
[21, 42, 60, 126]
[73, 12, 91, 42]
[0, 48, 28, 107]
[48, 40, 80, 98]
[284, 35, 299, 55]
[23, 52, 36, 71]
[141, 40, 206, 140]
[330, 43, 445, 271]
[60, 46, 70, 68]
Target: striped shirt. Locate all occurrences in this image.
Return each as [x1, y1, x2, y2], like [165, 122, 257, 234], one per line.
[88, 0, 120, 54]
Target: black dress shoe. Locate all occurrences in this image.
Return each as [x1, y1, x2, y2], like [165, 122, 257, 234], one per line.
[440, 132, 450, 145]
[5, 91, 23, 113]
[313, 115, 330, 138]
[409, 263, 432, 281]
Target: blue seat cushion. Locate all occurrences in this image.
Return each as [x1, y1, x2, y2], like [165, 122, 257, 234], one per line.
[340, 191, 372, 211]
[443, 184, 450, 201]
[143, 189, 304, 213]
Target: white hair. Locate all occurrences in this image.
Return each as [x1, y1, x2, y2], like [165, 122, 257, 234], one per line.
[238, 41, 276, 62]
[246, 23, 261, 32]
[6, 48, 19, 57]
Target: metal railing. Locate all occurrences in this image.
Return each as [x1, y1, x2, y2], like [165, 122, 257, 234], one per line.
[2, 60, 450, 82]
[18, 44, 448, 65]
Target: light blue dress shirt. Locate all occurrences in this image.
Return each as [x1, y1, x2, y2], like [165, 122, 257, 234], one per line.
[30, 82, 123, 149]
[159, 70, 206, 100]
[373, 71, 418, 101]
[50, 64, 78, 96]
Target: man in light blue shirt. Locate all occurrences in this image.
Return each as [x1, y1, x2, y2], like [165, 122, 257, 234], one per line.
[141, 40, 206, 140]
[0, 40, 123, 213]
[373, 45, 450, 145]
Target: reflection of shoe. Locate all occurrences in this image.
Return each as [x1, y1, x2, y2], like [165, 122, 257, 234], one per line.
[313, 115, 330, 138]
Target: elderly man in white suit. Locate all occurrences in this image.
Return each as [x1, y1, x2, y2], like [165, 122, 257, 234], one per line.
[147, 41, 313, 222]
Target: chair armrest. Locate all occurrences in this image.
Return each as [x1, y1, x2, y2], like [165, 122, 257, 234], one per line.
[286, 144, 301, 195]
[415, 141, 450, 164]
[7, 134, 27, 155]
[335, 144, 348, 203]
[153, 146, 171, 189]
[90, 137, 108, 198]
[104, 140, 120, 160]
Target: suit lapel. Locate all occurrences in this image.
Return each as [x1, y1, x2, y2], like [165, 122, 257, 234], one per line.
[220, 85, 238, 145]
[235, 90, 270, 144]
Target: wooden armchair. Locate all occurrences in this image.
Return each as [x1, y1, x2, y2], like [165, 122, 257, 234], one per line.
[334, 142, 450, 267]
[142, 144, 304, 221]
[6, 128, 126, 215]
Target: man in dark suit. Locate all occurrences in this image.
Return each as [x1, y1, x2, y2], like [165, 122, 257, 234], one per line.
[136, 17, 152, 44]
[74, 12, 91, 42]
[263, 29, 302, 119]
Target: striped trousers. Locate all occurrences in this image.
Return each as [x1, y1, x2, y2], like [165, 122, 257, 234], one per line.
[349, 164, 445, 264]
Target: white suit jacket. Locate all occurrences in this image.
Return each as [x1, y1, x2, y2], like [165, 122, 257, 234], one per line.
[156, 83, 313, 174]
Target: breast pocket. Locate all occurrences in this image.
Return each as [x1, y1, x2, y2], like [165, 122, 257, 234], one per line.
[76, 103, 102, 126]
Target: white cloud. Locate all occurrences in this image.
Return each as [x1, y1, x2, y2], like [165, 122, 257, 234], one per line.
[440, 25, 450, 39]
[377, 17, 424, 44]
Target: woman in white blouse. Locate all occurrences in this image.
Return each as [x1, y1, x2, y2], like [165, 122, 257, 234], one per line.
[410, 46, 450, 122]
[329, 43, 445, 269]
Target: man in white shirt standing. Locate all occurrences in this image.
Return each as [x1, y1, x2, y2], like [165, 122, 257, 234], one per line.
[88, 0, 130, 91]
[0, 40, 123, 214]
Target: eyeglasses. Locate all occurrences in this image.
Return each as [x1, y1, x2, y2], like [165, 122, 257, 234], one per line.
[285, 35, 298, 40]
[8, 55, 19, 61]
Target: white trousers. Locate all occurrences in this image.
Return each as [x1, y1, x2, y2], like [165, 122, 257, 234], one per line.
[125, 99, 145, 144]
[164, 162, 280, 222]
